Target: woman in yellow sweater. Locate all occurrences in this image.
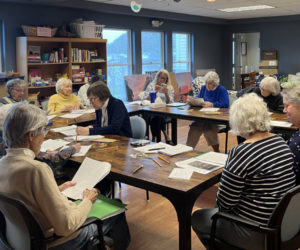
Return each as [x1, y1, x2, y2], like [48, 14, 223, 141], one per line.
[48, 78, 81, 114]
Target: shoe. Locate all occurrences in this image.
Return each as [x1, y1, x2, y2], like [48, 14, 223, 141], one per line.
[166, 140, 175, 145]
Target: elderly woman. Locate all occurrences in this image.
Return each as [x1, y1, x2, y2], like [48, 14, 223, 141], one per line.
[0, 78, 26, 104]
[191, 93, 295, 249]
[143, 69, 174, 143]
[78, 75, 103, 108]
[186, 71, 229, 152]
[76, 81, 132, 137]
[282, 85, 300, 184]
[48, 78, 81, 114]
[0, 103, 130, 249]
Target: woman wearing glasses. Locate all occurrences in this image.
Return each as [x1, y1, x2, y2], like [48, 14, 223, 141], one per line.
[0, 78, 26, 105]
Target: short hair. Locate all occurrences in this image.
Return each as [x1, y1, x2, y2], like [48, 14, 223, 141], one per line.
[281, 85, 300, 105]
[205, 71, 220, 87]
[87, 82, 111, 101]
[6, 78, 26, 96]
[260, 76, 281, 96]
[56, 78, 72, 93]
[0, 104, 14, 130]
[230, 93, 271, 136]
[153, 69, 172, 89]
[3, 103, 47, 148]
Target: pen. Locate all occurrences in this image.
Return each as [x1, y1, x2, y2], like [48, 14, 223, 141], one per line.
[132, 165, 143, 174]
[148, 147, 166, 151]
[158, 155, 170, 164]
[152, 158, 162, 167]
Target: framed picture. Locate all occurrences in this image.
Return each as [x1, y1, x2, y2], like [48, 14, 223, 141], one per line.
[241, 42, 247, 56]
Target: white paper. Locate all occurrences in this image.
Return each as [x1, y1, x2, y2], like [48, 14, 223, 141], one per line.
[270, 120, 292, 128]
[166, 102, 187, 107]
[195, 152, 228, 166]
[133, 142, 170, 154]
[168, 168, 193, 180]
[60, 129, 77, 136]
[60, 113, 83, 119]
[200, 107, 220, 112]
[40, 139, 70, 152]
[128, 101, 142, 106]
[50, 125, 77, 133]
[62, 157, 111, 200]
[64, 135, 104, 142]
[47, 115, 56, 121]
[71, 109, 95, 114]
[72, 145, 92, 157]
[159, 144, 193, 156]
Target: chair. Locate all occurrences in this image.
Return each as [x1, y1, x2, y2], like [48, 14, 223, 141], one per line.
[209, 185, 300, 250]
[0, 192, 106, 250]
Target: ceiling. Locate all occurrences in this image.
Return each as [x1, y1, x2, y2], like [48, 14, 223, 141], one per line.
[85, 0, 300, 20]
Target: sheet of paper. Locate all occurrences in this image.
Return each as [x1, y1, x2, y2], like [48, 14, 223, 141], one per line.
[159, 144, 193, 156]
[166, 102, 187, 107]
[195, 152, 228, 166]
[270, 120, 292, 128]
[128, 101, 142, 106]
[72, 145, 92, 157]
[60, 113, 83, 119]
[50, 125, 77, 132]
[64, 135, 104, 142]
[133, 142, 171, 154]
[40, 139, 70, 152]
[168, 168, 193, 180]
[47, 115, 56, 121]
[60, 129, 77, 136]
[71, 109, 95, 114]
[200, 107, 220, 112]
[62, 157, 111, 200]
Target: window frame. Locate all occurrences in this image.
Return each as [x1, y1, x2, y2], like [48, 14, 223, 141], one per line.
[172, 32, 191, 73]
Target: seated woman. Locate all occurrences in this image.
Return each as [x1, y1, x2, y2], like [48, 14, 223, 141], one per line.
[76, 81, 132, 137]
[282, 85, 300, 184]
[0, 103, 130, 250]
[143, 69, 174, 143]
[48, 78, 81, 114]
[186, 71, 229, 152]
[78, 75, 103, 108]
[191, 93, 296, 249]
[0, 78, 26, 105]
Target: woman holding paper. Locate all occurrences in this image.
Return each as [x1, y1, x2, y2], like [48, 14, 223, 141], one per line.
[191, 93, 295, 249]
[0, 103, 130, 249]
[186, 71, 229, 152]
[48, 78, 82, 115]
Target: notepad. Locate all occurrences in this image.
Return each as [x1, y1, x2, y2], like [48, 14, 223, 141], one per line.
[168, 168, 193, 180]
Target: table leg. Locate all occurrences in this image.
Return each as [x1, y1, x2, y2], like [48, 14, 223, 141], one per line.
[171, 118, 177, 145]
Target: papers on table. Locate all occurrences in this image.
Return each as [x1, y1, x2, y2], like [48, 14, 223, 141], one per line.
[62, 157, 111, 200]
[200, 107, 220, 112]
[175, 152, 228, 174]
[166, 102, 187, 107]
[60, 113, 83, 119]
[50, 125, 77, 136]
[64, 135, 104, 142]
[71, 109, 95, 114]
[159, 144, 193, 156]
[72, 145, 92, 157]
[270, 120, 292, 128]
[128, 101, 142, 106]
[168, 168, 193, 180]
[47, 115, 56, 121]
[40, 139, 70, 152]
[150, 103, 166, 108]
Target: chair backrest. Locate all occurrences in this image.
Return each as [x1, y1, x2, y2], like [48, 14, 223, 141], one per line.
[130, 116, 146, 139]
[0, 192, 46, 250]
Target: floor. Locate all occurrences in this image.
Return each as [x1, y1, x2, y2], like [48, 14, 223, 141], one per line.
[114, 119, 238, 250]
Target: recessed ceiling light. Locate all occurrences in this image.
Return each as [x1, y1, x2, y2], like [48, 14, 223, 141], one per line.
[207, 0, 215, 2]
[219, 5, 274, 12]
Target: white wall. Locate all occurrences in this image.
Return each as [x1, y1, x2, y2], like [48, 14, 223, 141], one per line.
[240, 33, 260, 73]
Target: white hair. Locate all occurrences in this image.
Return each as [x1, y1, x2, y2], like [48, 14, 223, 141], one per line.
[230, 93, 271, 136]
[205, 71, 220, 87]
[3, 103, 47, 148]
[56, 78, 72, 94]
[281, 85, 300, 105]
[260, 76, 281, 96]
[6, 78, 26, 96]
[0, 104, 14, 130]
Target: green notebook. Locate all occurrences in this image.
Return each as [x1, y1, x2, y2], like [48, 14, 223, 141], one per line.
[75, 194, 127, 220]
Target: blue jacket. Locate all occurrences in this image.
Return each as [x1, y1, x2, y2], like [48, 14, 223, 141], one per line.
[89, 96, 132, 137]
[197, 85, 229, 108]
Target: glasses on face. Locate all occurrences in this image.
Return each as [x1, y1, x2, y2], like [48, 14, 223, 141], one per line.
[89, 97, 99, 103]
[42, 127, 48, 136]
[13, 88, 25, 93]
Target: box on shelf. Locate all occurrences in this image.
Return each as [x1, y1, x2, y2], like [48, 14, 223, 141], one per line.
[259, 60, 278, 67]
[259, 68, 278, 75]
[21, 25, 57, 37]
[262, 50, 277, 60]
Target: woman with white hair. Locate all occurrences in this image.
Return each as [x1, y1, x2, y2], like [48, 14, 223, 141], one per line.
[191, 93, 295, 249]
[48, 78, 81, 114]
[186, 71, 229, 152]
[0, 78, 26, 104]
[282, 85, 300, 184]
[0, 103, 130, 249]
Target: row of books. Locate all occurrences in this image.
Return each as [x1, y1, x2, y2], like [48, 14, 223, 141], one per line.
[72, 48, 104, 62]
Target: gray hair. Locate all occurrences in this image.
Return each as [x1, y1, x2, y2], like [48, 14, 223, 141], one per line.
[281, 85, 300, 105]
[230, 93, 271, 136]
[6, 78, 26, 96]
[56, 78, 72, 94]
[260, 76, 281, 96]
[3, 103, 47, 148]
[205, 71, 220, 87]
[0, 104, 14, 130]
[87, 81, 111, 101]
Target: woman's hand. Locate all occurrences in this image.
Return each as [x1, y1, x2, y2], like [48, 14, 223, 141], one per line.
[202, 101, 213, 107]
[62, 105, 74, 112]
[76, 126, 91, 135]
[73, 143, 81, 153]
[83, 188, 99, 203]
[155, 85, 161, 92]
[72, 104, 81, 110]
[59, 181, 77, 192]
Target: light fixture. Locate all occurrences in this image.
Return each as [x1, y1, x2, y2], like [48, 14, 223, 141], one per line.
[151, 19, 164, 27]
[207, 0, 215, 2]
[131, 1, 142, 13]
[219, 5, 274, 12]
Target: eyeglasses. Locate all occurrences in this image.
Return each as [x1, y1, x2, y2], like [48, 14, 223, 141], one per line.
[89, 97, 99, 103]
[42, 127, 48, 136]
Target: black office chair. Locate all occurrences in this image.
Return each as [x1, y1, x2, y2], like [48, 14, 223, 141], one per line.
[0, 192, 106, 250]
[209, 185, 300, 250]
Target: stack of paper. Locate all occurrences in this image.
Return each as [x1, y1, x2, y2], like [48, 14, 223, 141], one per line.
[64, 135, 104, 142]
[71, 109, 95, 114]
[270, 120, 292, 128]
[40, 139, 70, 152]
[200, 107, 220, 112]
[175, 151, 228, 174]
[166, 102, 187, 107]
[60, 113, 83, 119]
[159, 144, 193, 156]
[62, 157, 111, 200]
[51, 125, 77, 136]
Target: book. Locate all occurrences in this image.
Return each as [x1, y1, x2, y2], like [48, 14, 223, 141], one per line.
[187, 96, 204, 106]
[75, 194, 126, 220]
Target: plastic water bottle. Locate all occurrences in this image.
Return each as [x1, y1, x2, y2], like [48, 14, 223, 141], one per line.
[245, 65, 248, 74]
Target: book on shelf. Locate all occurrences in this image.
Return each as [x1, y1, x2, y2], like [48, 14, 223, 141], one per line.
[29, 68, 42, 85]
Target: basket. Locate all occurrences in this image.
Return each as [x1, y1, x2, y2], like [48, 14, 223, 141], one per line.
[70, 23, 105, 39]
[21, 25, 57, 37]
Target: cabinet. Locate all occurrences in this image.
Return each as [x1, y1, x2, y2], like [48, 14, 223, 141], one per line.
[16, 37, 107, 102]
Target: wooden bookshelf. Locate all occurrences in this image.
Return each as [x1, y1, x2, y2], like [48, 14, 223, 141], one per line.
[16, 37, 107, 100]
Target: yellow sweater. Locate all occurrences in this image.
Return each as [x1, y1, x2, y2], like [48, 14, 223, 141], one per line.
[48, 93, 81, 115]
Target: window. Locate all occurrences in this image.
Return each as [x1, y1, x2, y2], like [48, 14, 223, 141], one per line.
[141, 31, 164, 74]
[0, 20, 3, 72]
[103, 28, 132, 101]
[172, 32, 191, 73]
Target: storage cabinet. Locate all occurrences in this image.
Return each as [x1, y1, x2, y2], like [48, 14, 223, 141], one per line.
[16, 37, 107, 102]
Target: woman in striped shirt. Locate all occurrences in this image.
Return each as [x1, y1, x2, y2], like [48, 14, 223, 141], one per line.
[192, 93, 296, 249]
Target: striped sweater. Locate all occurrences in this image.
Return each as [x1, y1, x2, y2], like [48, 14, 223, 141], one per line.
[217, 135, 296, 226]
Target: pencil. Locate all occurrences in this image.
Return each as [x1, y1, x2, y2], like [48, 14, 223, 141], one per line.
[132, 165, 143, 174]
[158, 155, 170, 164]
[152, 158, 162, 167]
